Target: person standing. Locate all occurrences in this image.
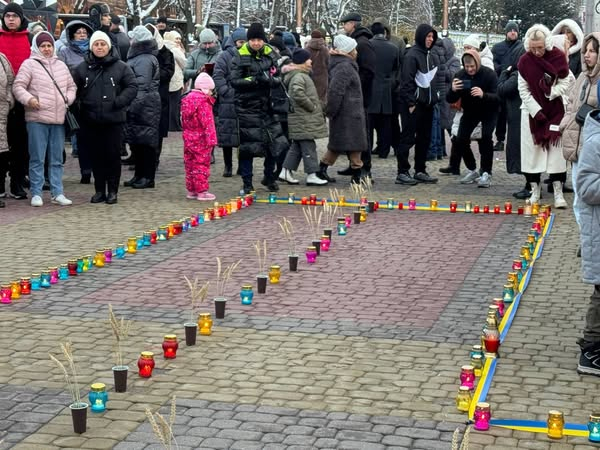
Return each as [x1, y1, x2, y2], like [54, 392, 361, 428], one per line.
[181, 73, 218, 200]
[184, 28, 222, 84]
[337, 12, 375, 180]
[213, 27, 246, 177]
[0, 2, 30, 200]
[491, 21, 521, 152]
[123, 26, 160, 190]
[319, 35, 368, 185]
[367, 22, 399, 160]
[156, 17, 168, 37]
[229, 22, 287, 193]
[72, 31, 137, 204]
[13, 32, 76, 207]
[109, 15, 130, 62]
[164, 30, 186, 132]
[395, 23, 440, 185]
[552, 19, 584, 77]
[305, 29, 329, 107]
[517, 24, 573, 208]
[446, 49, 499, 188]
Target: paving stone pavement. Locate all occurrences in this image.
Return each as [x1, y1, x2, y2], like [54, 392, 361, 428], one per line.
[1, 134, 599, 449]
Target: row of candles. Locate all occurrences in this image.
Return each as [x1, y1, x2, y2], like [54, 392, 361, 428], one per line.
[0, 194, 259, 305]
[455, 206, 600, 441]
[270, 193, 541, 216]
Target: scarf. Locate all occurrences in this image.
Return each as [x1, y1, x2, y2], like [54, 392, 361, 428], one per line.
[517, 47, 569, 149]
[72, 39, 89, 54]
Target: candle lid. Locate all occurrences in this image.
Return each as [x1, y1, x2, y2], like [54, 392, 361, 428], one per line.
[459, 386, 470, 392]
[590, 414, 600, 421]
[31, 273, 40, 277]
[461, 365, 474, 371]
[269, 265, 280, 269]
[488, 305, 499, 311]
[21, 277, 31, 281]
[548, 410, 563, 417]
[472, 345, 482, 351]
[90, 383, 106, 392]
[307, 246, 316, 250]
[164, 334, 177, 341]
[471, 354, 482, 360]
[476, 402, 490, 409]
[140, 351, 154, 358]
[198, 312, 211, 318]
[48, 266, 57, 270]
[242, 284, 253, 290]
[321, 235, 329, 240]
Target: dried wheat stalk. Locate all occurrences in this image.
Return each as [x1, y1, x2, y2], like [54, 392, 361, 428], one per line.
[460, 425, 471, 450]
[145, 395, 179, 450]
[451, 425, 472, 450]
[350, 181, 365, 201]
[215, 257, 242, 297]
[322, 201, 338, 229]
[252, 240, 268, 274]
[108, 304, 131, 367]
[302, 207, 322, 240]
[183, 276, 210, 323]
[360, 175, 373, 199]
[49, 342, 81, 406]
[278, 218, 297, 256]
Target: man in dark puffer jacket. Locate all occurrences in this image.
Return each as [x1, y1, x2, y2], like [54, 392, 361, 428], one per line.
[230, 22, 288, 194]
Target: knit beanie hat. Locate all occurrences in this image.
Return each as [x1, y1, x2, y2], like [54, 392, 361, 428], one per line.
[311, 30, 322, 39]
[35, 31, 54, 48]
[505, 21, 519, 34]
[194, 72, 215, 92]
[334, 34, 357, 53]
[247, 22, 267, 41]
[90, 30, 112, 50]
[292, 48, 310, 64]
[2, 2, 27, 31]
[463, 34, 481, 49]
[131, 25, 153, 42]
[283, 31, 296, 48]
[231, 27, 247, 42]
[199, 28, 217, 43]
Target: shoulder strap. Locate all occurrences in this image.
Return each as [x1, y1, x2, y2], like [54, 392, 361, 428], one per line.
[35, 59, 67, 105]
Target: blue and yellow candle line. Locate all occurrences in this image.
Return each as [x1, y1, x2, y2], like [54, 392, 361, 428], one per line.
[489, 419, 589, 437]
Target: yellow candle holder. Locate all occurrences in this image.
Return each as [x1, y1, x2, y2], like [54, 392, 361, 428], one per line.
[338, 195, 345, 207]
[94, 249, 105, 267]
[359, 206, 367, 222]
[167, 224, 175, 238]
[456, 386, 472, 412]
[547, 410, 564, 439]
[520, 245, 531, 261]
[204, 210, 210, 222]
[507, 272, 518, 290]
[430, 199, 438, 210]
[198, 312, 213, 335]
[127, 237, 137, 254]
[268, 265, 281, 284]
[10, 281, 20, 299]
[82, 255, 91, 271]
[532, 202, 540, 215]
[226, 203, 232, 214]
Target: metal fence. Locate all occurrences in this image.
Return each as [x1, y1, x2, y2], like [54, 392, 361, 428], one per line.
[447, 30, 506, 57]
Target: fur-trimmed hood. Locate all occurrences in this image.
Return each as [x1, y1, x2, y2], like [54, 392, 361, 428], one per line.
[524, 24, 553, 52]
[552, 19, 584, 56]
[582, 32, 600, 77]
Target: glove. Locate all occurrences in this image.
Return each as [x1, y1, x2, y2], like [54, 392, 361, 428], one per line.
[255, 71, 270, 85]
[534, 111, 547, 123]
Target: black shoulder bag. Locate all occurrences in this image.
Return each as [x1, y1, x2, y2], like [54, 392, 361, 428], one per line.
[35, 60, 80, 136]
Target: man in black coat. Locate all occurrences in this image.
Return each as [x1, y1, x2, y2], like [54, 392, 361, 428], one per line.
[336, 12, 376, 180]
[109, 15, 129, 62]
[491, 21, 520, 152]
[367, 22, 399, 160]
[88, 4, 120, 58]
[446, 49, 499, 188]
[394, 23, 440, 185]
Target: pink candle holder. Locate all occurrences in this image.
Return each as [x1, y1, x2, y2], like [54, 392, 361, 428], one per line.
[104, 249, 113, 264]
[320, 235, 331, 252]
[473, 402, 491, 430]
[0, 285, 11, 304]
[305, 246, 317, 264]
[492, 298, 505, 317]
[49, 267, 59, 284]
[309, 194, 317, 206]
[344, 214, 352, 228]
[408, 199, 416, 210]
[459, 365, 475, 390]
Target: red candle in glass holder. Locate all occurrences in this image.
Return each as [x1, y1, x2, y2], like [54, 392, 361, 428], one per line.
[309, 194, 317, 205]
[504, 202, 512, 214]
[483, 335, 500, 353]
[68, 260, 78, 276]
[150, 230, 158, 243]
[493, 205, 500, 214]
[237, 197, 243, 210]
[190, 216, 198, 227]
[209, 208, 216, 220]
[374, 201, 379, 211]
[162, 335, 178, 359]
[473, 205, 480, 214]
[517, 207, 524, 215]
[137, 351, 155, 378]
[301, 197, 308, 205]
[483, 205, 490, 214]
[20, 278, 31, 295]
[398, 202, 403, 210]
[450, 201, 458, 213]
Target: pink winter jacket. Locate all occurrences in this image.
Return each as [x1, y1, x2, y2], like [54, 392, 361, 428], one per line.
[13, 54, 76, 124]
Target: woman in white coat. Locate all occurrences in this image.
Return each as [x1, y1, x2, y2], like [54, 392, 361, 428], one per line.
[164, 30, 186, 131]
[517, 24, 574, 208]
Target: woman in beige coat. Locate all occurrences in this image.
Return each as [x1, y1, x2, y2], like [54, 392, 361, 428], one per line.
[0, 52, 13, 208]
[561, 32, 600, 228]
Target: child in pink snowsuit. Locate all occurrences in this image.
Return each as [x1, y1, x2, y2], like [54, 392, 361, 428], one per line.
[181, 72, 218, 200]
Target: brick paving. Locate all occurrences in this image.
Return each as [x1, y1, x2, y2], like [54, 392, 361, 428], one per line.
[0, 134, 599, 449]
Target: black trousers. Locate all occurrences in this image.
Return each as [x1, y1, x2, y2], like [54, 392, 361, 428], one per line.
[396, 103, 433, 174]
[6, 103, 28, 188]
[369, 113, 393, 159]
[524, 172, 566, 183]
[454, 112, 497, 174]
[79, 122, 123, 195]
[495, 102, 507, 142]
[168, 89, 182, 132]
[132, 144, 157, 181]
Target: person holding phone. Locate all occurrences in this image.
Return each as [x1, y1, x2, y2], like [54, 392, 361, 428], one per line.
[517, 24, 574, 208]
[446, 49, 499, 187]
[184, 28, 222, 84]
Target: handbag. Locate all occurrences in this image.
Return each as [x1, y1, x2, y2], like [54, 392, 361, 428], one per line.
[35, 60, 80, 136]
[270, 79, 295, 115]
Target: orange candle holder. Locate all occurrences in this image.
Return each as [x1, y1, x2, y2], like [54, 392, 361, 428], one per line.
[198, 313, 213, 335]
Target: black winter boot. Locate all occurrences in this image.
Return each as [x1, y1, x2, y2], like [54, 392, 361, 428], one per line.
[317, 162, 336, 183]
[337, 165, 353, 176]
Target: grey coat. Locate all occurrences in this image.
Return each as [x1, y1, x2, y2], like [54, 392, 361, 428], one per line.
[126, 40, 161, 147]
[213, 42, 238, 147]
[283, 68, 327, 141]
[184, 46, 222, 82]
[326, 54, 368, 153]
[576, 110, 600, 285]
[57, 21, 93, 71]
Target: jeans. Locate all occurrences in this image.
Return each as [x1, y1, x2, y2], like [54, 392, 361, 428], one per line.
[239, 152, 276, 186]
[584, 286, 600, 343]
[283, 140, 319, 174]
[572, 161, 581, 229]
[26, 122, 65, 197]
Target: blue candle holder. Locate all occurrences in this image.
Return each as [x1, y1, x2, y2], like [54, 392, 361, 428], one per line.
[183, 218, 190, 232]
[115, 245, 126, 259]
[89, 383, 108, 413]
[337, 220, 347, 236]
[589, 414, 600, 442]
[502, 285, 514, 304]
[198, 214, 205, 224]
[288, 193, 295, 204]
[86, 255, 94, 271]
[40, 272, 51, 288]
[31, 274, 41, 290]
[136, 236, 143, 250]
[76, 258, 84, 273]
[58, 265, 69, 280]
[158, 228, 167, 240]
[268, 193, 277, 204]
[143, 232, 151, 246]
[240, 285, 254, 305]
